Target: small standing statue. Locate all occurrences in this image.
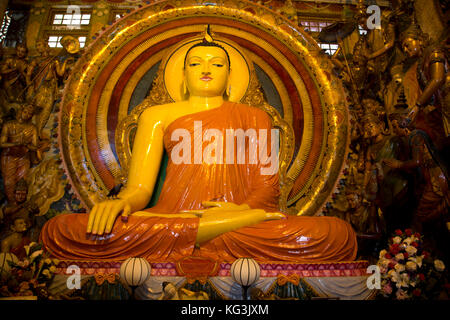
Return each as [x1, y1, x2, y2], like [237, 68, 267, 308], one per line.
[0, 104, 40, 203]
[0, 43, 29, 105]
[399, 21, 447, 149]
[26, 39, 72, 139]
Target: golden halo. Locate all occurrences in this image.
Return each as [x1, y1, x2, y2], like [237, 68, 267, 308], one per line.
[163, 36, 250, 102]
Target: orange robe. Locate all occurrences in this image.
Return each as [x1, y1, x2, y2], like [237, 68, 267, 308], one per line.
[40, 102, 357, 262]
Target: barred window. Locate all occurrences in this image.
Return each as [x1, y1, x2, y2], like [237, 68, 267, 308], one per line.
[319, 43, 339, 55]
[300, 20, 334, 33]
[52, 13, 91, 26]
[48, 36, 86, 48]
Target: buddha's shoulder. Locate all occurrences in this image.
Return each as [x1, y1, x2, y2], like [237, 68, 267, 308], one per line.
[140, 102, 188, 118]
[229, 102, 272, 119]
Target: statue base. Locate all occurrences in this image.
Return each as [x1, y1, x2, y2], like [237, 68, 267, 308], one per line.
[50, 259, 375, 300]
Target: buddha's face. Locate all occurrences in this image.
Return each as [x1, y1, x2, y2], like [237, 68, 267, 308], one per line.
[402, 37, 422, 58]
[184, 46, 229, 97]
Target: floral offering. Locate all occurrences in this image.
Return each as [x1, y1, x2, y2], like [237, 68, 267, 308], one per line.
[377, 229, 448, 300]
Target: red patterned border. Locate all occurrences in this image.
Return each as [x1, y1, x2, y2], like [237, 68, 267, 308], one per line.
[55, 260, 369, 277]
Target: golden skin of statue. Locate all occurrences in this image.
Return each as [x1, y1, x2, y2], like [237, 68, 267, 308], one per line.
[86, 46, 285, 243]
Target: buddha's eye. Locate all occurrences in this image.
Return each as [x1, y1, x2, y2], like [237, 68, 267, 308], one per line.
[189, 62, 200, 67]
[213, 63, 224, 67]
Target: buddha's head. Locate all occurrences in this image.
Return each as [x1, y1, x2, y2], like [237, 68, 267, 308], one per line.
[183, 40, 231, 98]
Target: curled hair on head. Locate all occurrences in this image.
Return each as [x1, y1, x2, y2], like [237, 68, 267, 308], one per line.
[184, 39, 231, 71]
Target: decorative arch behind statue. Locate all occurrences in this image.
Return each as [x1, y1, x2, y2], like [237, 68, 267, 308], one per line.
[58, 0, 350, 216]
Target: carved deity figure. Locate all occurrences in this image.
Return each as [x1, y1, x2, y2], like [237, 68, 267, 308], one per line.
[0, 104, 40, 203]
[0, 43, 29, 106]
[384, 113, 449, 229]
[0, 215, 30, 260]
[0, 179, 39, 232]
[26, 40, 72, 139]
[40, 32, 357, 263]
[399, 22, 448, 149]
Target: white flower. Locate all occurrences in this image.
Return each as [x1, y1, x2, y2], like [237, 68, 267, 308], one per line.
[29, 249, 43, 262]
[434, 260, 445, 272]
[393, 236, 402, 244]
[396, 289, 409, 300]
[409, 256, 423, 268]
[406, 261, 417, 272]
[405, 245, 417, 256]
[395, 253, 405, 261]
[388, 270, 399, 282]
[24, 242, 38, 256]
[379, 258, 390, 268]
[379, 249, 387, 259]
[394, 263, 405, 273]
[403, 237, 412, 245]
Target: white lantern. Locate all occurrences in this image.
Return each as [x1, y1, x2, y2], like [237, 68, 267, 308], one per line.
[230, 258, 260, 300]
[119, 257, 151, 287]
[0, 252, 19, 281]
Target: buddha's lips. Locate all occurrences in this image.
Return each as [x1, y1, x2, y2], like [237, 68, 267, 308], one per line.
[201, 76, 212, 81]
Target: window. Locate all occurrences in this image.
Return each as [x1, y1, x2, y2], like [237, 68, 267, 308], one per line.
[319, 43, 339, 55]
[52, 13, 91, 26]
[48, 36, 87, 48]
[300, 20, 333, 33]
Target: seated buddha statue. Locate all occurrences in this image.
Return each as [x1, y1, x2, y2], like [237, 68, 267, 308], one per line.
[40, 33, 357, 263]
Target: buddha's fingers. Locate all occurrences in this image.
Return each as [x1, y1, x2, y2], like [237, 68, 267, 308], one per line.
[265, 212, 286, 221]
[91, 202, 106, 235]
[87, 205, 98, 233]
[105, 202, 128, 234]
[97, 202, 114, 235]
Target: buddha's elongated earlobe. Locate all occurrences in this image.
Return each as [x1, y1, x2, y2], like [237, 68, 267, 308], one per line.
[183, 81, 188, 97]
[226, 85, 231, 97]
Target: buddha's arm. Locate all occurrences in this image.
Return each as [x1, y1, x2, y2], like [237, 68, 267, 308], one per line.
[87, 107, 166, 234]
[118, 108, 166, 211]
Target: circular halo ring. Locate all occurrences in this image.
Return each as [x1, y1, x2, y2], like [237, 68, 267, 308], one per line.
[163, 36, 250, 102]
[58, 1, 350, 217]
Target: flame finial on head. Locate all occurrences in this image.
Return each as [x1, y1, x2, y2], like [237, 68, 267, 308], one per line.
[204, 24, 214, 43]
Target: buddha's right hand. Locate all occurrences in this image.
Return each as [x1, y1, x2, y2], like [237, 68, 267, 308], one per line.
[87, 199, 131, 235]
